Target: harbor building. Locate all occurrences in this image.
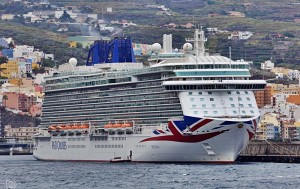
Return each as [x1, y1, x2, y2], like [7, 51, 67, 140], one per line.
[4, 125, 38, 140]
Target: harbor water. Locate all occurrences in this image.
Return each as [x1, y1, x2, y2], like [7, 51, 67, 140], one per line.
[1, 155, 300, 189]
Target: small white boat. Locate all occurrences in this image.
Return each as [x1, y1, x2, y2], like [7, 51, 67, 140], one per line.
[110, 157, 131, 163]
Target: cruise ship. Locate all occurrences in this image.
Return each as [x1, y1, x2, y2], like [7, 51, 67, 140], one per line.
[33, 30, 266, 163]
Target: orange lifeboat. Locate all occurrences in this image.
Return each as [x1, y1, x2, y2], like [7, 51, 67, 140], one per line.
[48, 125, 57, 130]
[104, 122, 113, 128]
[108, 123, 114, 128]
[113, 122, 121, 128]
[122, 123, 131, 128]
[63, 125, 73, 130]
[127, 122, 133, 128]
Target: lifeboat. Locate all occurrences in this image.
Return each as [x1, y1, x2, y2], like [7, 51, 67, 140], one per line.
[104, 122, 112, 128]
[121, 123, 131, 128]
[127, 122, 133, 128]
[113, 122, 122, 128]
[48, 125, 57, 131]
[59, 125, 66, 130]
[82, 124, 89, 129]
[62, 125, 73, 130]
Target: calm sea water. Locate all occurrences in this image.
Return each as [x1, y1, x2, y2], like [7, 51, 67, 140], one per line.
[0, 156, 300, 189]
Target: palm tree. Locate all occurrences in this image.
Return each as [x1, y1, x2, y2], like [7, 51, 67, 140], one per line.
[2, 95, 8, 107]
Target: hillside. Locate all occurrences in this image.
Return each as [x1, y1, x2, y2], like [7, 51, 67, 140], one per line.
[1, 109, 40, 128]
[0, 20, 88, 65]
[1, 0, 300, 67]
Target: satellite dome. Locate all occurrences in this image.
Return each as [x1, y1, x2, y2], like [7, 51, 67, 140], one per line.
[151, 43, 162, 53]
[183, 43, 193, 52]
[174, 48, 179, 53]
[68, 58, 78, 66]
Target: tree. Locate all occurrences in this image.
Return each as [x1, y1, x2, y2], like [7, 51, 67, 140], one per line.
[2, 95, 8, 107]
[0, 57, 8, 64]
[8, 41, 14, 48]
[59, 10, 74, 23]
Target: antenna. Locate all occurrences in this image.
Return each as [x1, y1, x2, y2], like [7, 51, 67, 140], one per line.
[193, 15, 195, 29]
[101, 4, 104, 20]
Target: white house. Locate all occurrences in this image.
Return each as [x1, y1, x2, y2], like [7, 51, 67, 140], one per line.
[13, 45, 34, 59]
[288, 70, 300, 80]
[1, 14, 15, 20]
[228, 31, 253, 40]
[261, 60, 274, 70]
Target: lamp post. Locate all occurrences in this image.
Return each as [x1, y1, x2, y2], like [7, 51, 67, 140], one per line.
[0, 105, 4, 138]
[0, 95, 8, 139]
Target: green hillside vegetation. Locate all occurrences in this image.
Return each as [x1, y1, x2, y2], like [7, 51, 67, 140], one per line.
[0, 20, 88, 66]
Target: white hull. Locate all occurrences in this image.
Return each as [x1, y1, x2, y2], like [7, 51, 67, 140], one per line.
[34, 117, 257, 163]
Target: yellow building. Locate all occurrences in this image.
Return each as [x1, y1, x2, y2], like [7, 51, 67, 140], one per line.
[0, 60, 18, 78]
[271, 67, 291, 76]
[69, 41, 77, 48]
[8, 78, 22, 86]
[271, 84, 300, 96]
[256, 113, 280, 140]
[294, 122, 300, 127]
[32, 62, 40, 69]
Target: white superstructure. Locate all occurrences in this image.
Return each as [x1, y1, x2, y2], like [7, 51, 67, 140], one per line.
[33, 30, 266, 163]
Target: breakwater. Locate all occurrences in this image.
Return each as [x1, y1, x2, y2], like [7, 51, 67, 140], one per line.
[237, 141, 300, 163]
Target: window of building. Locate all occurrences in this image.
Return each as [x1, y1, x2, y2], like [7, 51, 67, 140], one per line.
[233, 111, 237, 114]
[238, 97, 242, 101]
[204, 111, 208, 114]
[229, 98, 233, 101]
[210, 98, 214, 101]
[242, 111, 246, 114]
[200, 98, 204, 101]
[250, 110, 254, 114]
[190, 98, 194, 102]
[202, 104, 206, 108]
[198, 92, 202, 95]
[231, 104, 235, 107]
[194, 111, 198, 115]
[208, 92, 212, 95]
[213, 111, 218, 114]
[236, 91, 240, 94]
[192, 105, 196, 108]
[245, 91, 249, 94]
[227, 91, 231, 94]
[189, 92, 193, 95]
[248, 104, 252, 107]
[212, 104, 216, 108]
[240, 104, 244, 107]
[246, 97, 250, 101]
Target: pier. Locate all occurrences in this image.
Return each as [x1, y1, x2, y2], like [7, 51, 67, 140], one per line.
[237, 141, 300, 163]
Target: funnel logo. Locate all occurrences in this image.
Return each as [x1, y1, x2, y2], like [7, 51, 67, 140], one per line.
[6, 180, 17, 189]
